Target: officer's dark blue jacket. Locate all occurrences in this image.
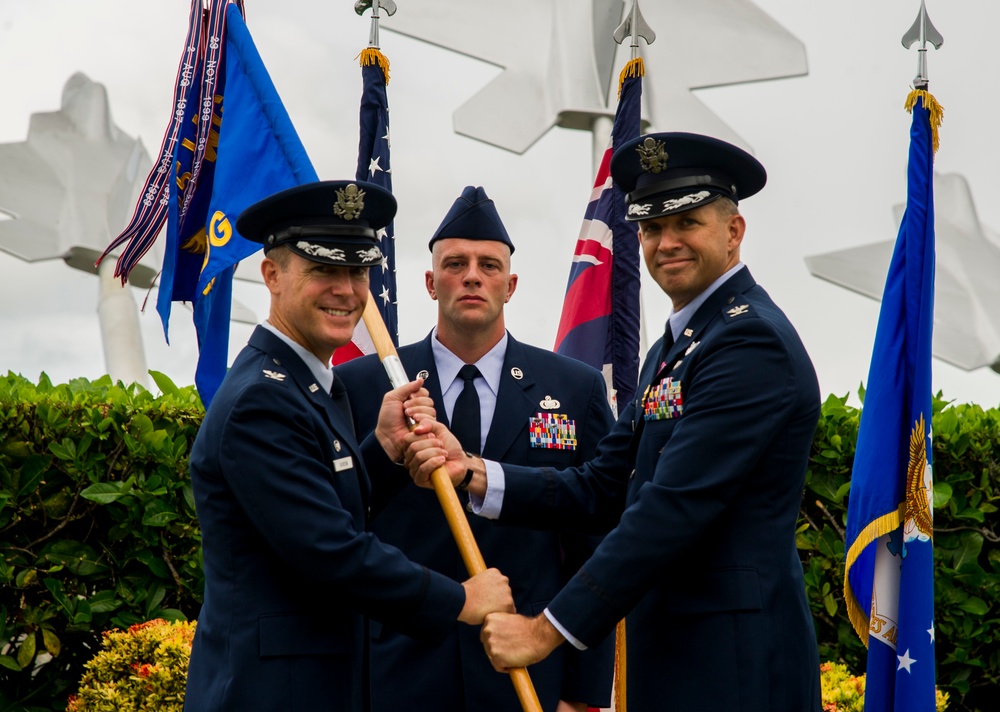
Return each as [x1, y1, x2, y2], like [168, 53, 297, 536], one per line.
[338, 332, 616, 712]
[497, 268, 823, 711]
[184, 327, 465, 712]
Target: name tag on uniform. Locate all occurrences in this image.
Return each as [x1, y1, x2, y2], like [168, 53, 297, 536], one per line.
[529, 413, 577, 450]
[333, 455, 354, 472]
[644, 378, 684, 421]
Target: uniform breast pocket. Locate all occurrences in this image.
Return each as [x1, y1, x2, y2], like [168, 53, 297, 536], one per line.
[526, 446, 577, 468]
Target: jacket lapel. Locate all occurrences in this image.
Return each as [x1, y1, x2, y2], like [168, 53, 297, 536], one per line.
[483, 335, 535, 460]
[249, 327, 369, 504]
[654, 266, 757, 381]
[406, 334, 448, 427]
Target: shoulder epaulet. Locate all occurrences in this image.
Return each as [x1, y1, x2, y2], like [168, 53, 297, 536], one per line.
[721, 299, 756, 322]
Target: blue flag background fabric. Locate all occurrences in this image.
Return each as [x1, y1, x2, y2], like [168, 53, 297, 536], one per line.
[157, 3, 317, 405]
[844, 90, 940, 711]
[553, 63, 642, 414]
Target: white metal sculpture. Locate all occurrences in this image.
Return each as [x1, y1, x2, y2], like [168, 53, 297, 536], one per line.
[0, 73, 155, 386]
[384, 0, 808, 153]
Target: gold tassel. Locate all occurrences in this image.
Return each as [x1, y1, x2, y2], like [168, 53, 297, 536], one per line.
[613, 619, 627, 712]
[904, 88, 944, 154]
[617, 57, 645, 99]
[842, 503, 906, 645]
[357, 47, 390, 85]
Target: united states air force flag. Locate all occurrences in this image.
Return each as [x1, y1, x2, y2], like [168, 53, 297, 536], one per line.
[333, 47, 395, 364]
[158, 3, 317, 405]
[844, 89, 941, 711]
[553, 59, 643, 415]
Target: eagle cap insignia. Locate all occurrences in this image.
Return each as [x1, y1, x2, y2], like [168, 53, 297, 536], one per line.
[636, 137, 669, 174]
[539, 395, 561, 410]
[333, 183, 366, 221]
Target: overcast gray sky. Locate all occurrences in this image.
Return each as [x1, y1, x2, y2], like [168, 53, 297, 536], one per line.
[2, 0, 1000, 408]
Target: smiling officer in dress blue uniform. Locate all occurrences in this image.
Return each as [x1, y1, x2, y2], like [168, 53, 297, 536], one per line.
[183, 180, 513, 712]
[337, 186, 615, 712]
[408, 135, 824, 711]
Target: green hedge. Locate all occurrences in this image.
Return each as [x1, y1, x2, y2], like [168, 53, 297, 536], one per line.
[1, 374, 998, 710]
[0, 373, 204, 711]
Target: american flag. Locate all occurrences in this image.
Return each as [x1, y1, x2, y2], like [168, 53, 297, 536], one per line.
[554, 63, 643, 415]
[333, 48, 396, 363]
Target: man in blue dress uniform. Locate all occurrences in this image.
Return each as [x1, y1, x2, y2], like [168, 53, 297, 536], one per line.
[406, 135, 824, 711]
[184, 180, 513, 712]
[337, 186, 615, 712]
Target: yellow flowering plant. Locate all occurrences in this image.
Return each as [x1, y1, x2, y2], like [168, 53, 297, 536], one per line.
[67, 619, 195, 712]
[820, 661, 949, 712]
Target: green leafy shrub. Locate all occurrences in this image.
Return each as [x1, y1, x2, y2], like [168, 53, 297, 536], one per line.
[801, 391, 1000, 712]
[0, 373, 204, 711]
[66, 618, 195, 712]
[2, 372, 999, 710]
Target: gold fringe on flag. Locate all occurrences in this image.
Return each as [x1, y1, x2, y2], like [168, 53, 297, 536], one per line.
[842, 502, 906, 645]
[617, 57, 644, 98]
[358, 47, 390, 84]
[904, 88, 943, 154]
[613, 619, 627, 712]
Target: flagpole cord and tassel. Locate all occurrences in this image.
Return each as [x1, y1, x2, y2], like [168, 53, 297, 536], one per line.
[360, 299, 543, 712]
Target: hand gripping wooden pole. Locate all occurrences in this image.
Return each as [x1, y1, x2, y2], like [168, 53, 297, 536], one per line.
[361, 299, 542, 712]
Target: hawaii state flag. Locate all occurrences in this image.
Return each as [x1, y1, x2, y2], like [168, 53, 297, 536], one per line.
[553, 59, 642, 415]
[843, 89, 941, 711]
[333, 47, 396, 364]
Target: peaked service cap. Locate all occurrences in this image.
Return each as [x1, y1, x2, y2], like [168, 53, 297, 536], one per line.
[610, 132, 766, 221]
[237, 180, 394, 267]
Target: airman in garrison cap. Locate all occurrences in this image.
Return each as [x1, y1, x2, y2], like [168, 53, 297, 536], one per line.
[408, 135, 824, 711]
[184, 180, 515, 712]
[336, 185, 616, 712]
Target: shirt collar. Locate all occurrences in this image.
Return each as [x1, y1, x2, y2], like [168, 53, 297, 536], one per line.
[261, 320, 334, 393]
[430, 327, 507, 397]
[667, 262, 744, 342]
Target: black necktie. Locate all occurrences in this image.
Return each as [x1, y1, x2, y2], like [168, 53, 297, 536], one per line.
[663, 320, 675, 353]
[451, 364, 482, 455]
[330, 372, 356, 439]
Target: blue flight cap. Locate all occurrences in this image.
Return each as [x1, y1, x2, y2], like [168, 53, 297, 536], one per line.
[237, 180, 395, 267]
[610, 132, 766, 222]
[428, 186, 515, 254]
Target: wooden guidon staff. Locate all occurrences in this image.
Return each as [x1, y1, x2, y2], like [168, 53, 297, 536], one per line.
[361, 299, 542, 712]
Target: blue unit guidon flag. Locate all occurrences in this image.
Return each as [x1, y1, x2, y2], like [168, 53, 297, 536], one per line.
[334, 47, 395, 364]
[553, 60, 642, 416]
[159, 2, 317, 406]
[844, 89, 941, 712]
